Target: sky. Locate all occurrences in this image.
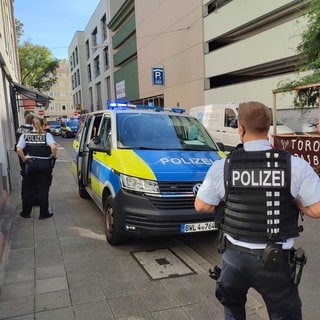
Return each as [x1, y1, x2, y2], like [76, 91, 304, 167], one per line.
[14, 0, 101, 60]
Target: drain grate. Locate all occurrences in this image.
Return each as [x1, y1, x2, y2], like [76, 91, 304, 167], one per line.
[132, 248, 195, 280]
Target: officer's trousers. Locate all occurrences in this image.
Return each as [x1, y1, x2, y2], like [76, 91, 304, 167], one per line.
[21, 159, 52, 217]
[216, 248, 302, 320]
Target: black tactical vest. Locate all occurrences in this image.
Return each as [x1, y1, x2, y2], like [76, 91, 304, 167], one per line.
[222, 148, 300, 243]
[24, 132, 51, 157]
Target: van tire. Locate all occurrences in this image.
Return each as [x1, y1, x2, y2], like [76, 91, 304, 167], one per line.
[104, 195, 127, 245]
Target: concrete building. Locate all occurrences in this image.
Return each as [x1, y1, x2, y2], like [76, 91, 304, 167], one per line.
[108, 0, 139, 104]
[44, 63, 73, 119]
[0, 0, 21, 197]
[68, 0, 113, 113]
[202, 0, 307, 109]
[70, 0, 308, 113]
[134, 0, 204, 109]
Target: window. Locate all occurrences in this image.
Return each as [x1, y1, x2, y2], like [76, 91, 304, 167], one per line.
[62, 105, 66, 111]
[103, 46, 109, 70]
[106, 77, 111, 101]
[92, 27, 98, 49]
[94, 56, 100, 77]
[206, 0, 233, 15]
[77, 69, 80, 86]
[86, 40, 90, 59]
[96, 82, 102, 110]
[87, 64, 92, 82]
[101, 14, 107, 41]
[75, 47, 79, 65]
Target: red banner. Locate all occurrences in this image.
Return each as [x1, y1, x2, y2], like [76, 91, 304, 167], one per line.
[273, 135, 320, 173]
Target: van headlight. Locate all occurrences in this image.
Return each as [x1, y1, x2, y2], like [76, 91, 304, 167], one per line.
[120, 174, 160, 194]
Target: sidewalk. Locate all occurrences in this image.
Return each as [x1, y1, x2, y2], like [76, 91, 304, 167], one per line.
[0, 146, 267, 320]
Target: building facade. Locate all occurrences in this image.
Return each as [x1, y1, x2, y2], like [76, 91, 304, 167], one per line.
[69, 0, 308, 114]
[0, 0, 20, 195]
[202, 0, 307, 109]
[135, 0, 205, 109]
[44, 63, 73, 119]
[68, 0, 113, 113]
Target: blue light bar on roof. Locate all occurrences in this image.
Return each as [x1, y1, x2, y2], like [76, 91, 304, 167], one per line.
[107, 101, 128, 109]
[107, 101, 185, 113]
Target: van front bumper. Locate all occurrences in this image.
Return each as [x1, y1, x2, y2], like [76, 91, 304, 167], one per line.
[113, 189, 216, 237]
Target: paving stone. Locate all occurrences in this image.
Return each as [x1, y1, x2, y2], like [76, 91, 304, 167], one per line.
[35, 289, 71, 312]
[36, 276, 68, 294]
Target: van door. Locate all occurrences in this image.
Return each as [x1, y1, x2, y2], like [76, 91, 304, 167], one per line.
[222, 107, 241, 148]
[78, 113, 103, 187]
[90, 114, 112, 205]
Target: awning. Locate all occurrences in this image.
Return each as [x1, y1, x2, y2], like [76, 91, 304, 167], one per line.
[12, 82, 53, 109]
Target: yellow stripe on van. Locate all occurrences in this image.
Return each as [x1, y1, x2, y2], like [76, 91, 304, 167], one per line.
[94, 149, 156, 180]
[91, 174, 103, 198]
[218, 150, 227, 158]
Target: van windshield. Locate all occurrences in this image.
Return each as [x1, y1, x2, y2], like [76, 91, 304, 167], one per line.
[116, 113, 219, 151]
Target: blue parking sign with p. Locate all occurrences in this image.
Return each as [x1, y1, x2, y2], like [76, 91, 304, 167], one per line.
[152, 67, 164, 85]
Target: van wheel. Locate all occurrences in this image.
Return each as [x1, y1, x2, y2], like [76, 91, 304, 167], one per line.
[104, 195, 127, 245]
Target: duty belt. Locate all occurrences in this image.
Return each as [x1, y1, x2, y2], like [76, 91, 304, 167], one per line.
[28, 156, 51, 160]
[225, 239, 290, 258]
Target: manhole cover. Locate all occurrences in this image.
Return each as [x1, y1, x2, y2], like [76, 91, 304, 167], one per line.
[132, 248, 195, 280]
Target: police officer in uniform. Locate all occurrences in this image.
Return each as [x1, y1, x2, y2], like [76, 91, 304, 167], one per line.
[17, 117, 58, 219]
[195, 101, 320, 319]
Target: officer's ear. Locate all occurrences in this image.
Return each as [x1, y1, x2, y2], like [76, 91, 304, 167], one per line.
[238, 124, 246, 141]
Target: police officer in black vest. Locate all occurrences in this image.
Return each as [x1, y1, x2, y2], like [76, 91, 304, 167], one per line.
[16, 117, 58, 219]
[195, 101, 320, 319]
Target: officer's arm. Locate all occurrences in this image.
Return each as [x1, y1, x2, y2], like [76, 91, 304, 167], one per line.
[16, 147, 27, 162]
[295, 200, 320, 218]
[195, 196, 215, 213]
[50, 143, 58, 158]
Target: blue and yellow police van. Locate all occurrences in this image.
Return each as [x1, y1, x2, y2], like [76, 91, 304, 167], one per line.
[72, 104, 225, 245]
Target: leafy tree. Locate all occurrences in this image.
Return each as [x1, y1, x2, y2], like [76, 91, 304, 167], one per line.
[277, 0, 320, 111]
[15, 19, 24, 44]
[18, 41, 59, 92]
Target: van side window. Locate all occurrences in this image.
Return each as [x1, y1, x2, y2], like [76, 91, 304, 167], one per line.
[99, 117, 112, 148]
[90, 115, 103, 139]
[225, 108, 237, 128]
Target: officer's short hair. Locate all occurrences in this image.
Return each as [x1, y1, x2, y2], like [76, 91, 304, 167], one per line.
[238, 101, 271, 133]
[25, 113, 34, 125]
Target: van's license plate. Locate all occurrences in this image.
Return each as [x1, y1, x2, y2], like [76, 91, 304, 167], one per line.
[180, 221, 216, 233]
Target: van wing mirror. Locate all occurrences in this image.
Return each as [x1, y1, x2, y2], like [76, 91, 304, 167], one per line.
[87, 138, 111, 155]
[217, 142, 225, 152]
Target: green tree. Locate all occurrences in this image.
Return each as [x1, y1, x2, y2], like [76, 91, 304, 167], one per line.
[277, 0, 320, 111]
[15, 19, 24, 44]
[18, 41, 59, 92]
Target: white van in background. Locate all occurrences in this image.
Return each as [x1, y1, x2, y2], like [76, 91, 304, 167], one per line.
[189, 103, 295, 151]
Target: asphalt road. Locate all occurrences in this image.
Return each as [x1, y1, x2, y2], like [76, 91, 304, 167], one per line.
[56, 135, 320, 320]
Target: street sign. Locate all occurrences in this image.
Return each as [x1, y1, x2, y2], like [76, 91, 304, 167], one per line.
[152, 66, 164, 85]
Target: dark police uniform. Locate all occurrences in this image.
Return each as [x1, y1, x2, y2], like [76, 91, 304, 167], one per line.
[196, 140, 320, 320]
[18, 131, 55, 219]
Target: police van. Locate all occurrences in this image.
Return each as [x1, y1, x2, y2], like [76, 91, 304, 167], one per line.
[72, 104, 225, 245]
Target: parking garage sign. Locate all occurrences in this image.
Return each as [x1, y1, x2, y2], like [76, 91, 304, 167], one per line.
[152, 66, 164, 85]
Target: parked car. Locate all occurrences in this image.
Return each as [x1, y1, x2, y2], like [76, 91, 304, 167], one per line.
[45, 120, 61, 136]
[61, 119, 79, 138]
